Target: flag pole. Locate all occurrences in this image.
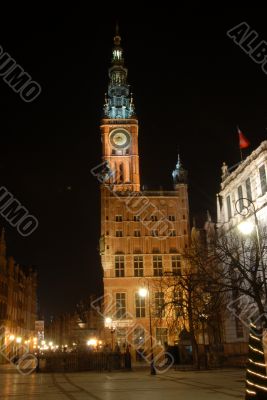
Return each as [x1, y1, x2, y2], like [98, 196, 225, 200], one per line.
[237, 125, 243, 161]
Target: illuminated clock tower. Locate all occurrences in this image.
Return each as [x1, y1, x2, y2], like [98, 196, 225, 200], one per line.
[101, 29, 140, 192]
[99, 28, 190, 359]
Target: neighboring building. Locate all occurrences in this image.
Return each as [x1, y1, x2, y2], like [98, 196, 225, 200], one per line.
[35, 320, 45, 347]
[99, 30, 190, 360]
[46, 296, 103, 347]
[217, 140, 267, 345]
[0, 228, 37, 363]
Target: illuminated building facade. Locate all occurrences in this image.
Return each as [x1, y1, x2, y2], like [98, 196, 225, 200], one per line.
[99, 30, 190, 359]
[0, 228, 37, 362]
[217, 140, 267, 344]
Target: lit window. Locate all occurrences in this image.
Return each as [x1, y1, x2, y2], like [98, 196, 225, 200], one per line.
[169, 230, 176, 237]
[113, 49, 122, 59]
[135, 293, 145, 318]
[151, 230, 158, 237]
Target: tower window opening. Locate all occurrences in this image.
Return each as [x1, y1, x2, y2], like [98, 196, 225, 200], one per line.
[113, 49, 122, 60]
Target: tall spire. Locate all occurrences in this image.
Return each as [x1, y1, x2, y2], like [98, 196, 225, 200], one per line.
[103, 26, 135, 119]
[172, 154, 187, 185]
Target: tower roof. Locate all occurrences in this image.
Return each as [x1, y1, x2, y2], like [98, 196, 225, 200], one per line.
[103, 26, 135, 119]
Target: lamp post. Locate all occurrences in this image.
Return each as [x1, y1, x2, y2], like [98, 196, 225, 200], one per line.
[139, 281, 156, 375]
[105, 317, 116, 351]
[199, 313, 208, 369]
[235, 197, 267, 304]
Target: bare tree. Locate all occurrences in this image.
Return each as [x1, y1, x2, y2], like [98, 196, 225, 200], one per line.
[209, 224, 267, 329]
[154, 228, 224, 368]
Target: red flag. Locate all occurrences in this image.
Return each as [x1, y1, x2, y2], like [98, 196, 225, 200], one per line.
[238, 127, 250, 149]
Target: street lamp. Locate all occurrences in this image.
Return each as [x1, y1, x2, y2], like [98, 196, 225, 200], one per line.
[105, 317, 116, 351]
[236, 197, 261, 252]
[138, 282, 156, 375]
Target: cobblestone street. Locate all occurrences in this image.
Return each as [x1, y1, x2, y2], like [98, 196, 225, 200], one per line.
[0, 365, 245, 399]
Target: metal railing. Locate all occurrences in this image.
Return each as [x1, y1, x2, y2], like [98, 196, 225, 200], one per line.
[38, 351, 131, 372]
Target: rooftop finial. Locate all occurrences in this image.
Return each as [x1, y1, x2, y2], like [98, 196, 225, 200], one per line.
[114, 22, 121, 46]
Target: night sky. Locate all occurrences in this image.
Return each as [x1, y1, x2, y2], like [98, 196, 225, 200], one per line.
[0, 6, 266, 318]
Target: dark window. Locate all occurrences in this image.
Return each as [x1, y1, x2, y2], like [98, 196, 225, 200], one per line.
[154, 292, 165, 317]
[238, 186, 244, 211]
[172, 255, 181, 275]
[134, 256, 143, 277]
[169, 230, 176, 237]
[235, 317, 244, 338]
[156, 328, 168, 345]
[115, 255, 125, 277]
[134, 230, 141, 237]
[116, 293, 126, 319]
[134, 215, 140, 221]
[226, 195, 232, 220]
[259, 165, 267, 195]
[133, 327, 145, 346]
[151, 230, 158, 237]
[151, 215, 158, 221]
[168, 215, 175, 221]
[153, 255, 163, 276]
[115, 215, 122, 222]
[246, 178, 252, 201]
[116, 230, 123, 237]
[173, 291, 183, 317]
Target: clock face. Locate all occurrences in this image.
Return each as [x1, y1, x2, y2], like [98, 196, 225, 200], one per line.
[110, 129, 131, 149]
